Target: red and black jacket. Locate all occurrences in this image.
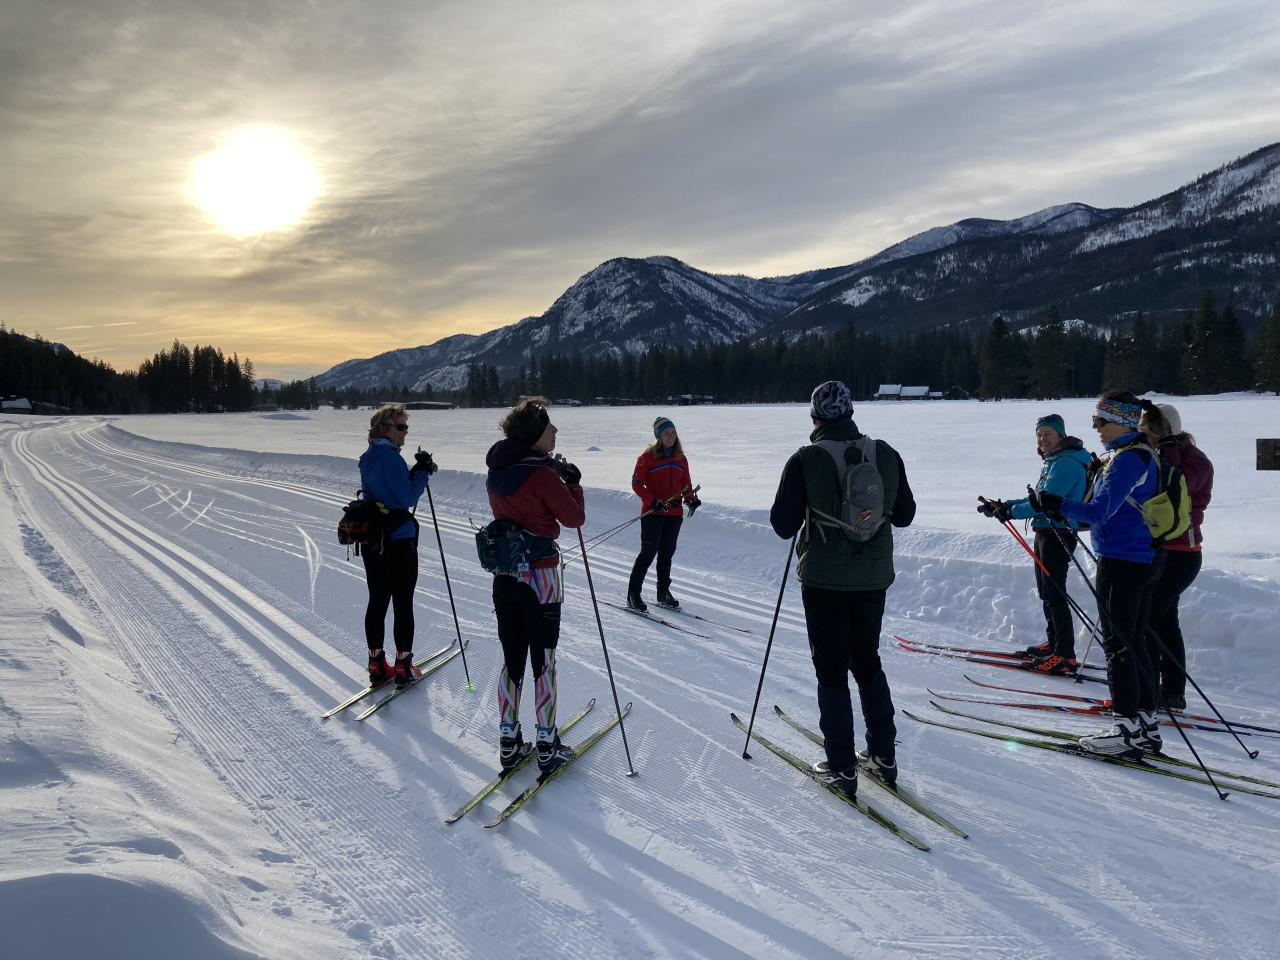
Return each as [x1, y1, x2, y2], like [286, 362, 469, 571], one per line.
[631, 448, 694, 517]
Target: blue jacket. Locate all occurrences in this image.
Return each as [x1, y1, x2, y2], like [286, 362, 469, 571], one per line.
[1059, 433, 1158, 562]
[1007, 437, 1092, 530]
[359, 438, 428, 540]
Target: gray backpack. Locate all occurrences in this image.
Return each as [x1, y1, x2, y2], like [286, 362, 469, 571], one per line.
[809, 437, 887, 543]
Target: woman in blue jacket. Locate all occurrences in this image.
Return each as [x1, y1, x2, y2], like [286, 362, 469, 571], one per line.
[1031, 391, 1164, 759]
[358, 404, 436, 688]
[979, 413, 1091, 675]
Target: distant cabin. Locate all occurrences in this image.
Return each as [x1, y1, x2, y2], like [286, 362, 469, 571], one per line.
[874, 385, 938, 401]
[2, 396, 33, 412]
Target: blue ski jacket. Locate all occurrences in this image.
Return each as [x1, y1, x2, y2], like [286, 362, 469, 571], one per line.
[1007, 437, 1092, 531]
[1059, 432, 1158, 563]
[359, 438, 428, 540]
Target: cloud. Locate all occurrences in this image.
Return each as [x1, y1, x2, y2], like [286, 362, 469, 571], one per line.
[3, 0, 1279, 379]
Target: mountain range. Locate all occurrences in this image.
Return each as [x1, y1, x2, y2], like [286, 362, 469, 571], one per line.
[316, 143, 1280, 393]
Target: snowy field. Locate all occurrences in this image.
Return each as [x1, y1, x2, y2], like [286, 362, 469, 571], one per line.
[2, 396, 1278, 959]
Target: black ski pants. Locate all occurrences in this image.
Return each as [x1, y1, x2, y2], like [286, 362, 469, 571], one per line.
[493, 575, 562, 683]
[362, 536, 419, 653]
[1034, 529, 1078, 658]
[1148, 549, 1202, 700]
[629, 513, 683, 598]
[800, 584, 896, 772]
[1095, 552, 1164, 718]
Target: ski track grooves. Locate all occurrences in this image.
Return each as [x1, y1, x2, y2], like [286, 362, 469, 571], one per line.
[11, 424, 611, 959]
[13, 421, 854, 959]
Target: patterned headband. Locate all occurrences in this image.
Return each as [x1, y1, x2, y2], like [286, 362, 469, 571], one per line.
[1095, 397, 1142, 428]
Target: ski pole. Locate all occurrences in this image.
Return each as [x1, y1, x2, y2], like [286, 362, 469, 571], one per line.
[985, 503, 1101, 654]
[575, 525, 637, 776]
[741, 534, 797, 760]
[425, 485, 473, 690]
[1066, 537, 1255, 756]
[1061, 548, 1229, 798]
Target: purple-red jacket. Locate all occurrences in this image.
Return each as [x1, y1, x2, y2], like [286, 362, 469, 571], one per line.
[1158, 437, 1213, 550]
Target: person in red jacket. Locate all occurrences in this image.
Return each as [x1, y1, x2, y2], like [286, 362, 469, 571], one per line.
[1140, 402, 1214, 711]
[627, 416, 701, 612]
[486, 397, 585, 776]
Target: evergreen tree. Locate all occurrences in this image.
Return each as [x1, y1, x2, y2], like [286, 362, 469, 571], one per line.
[1028, 318, 1069, 399]
[1254, 300, 1280, 393]
[978, 316, 1026, 400]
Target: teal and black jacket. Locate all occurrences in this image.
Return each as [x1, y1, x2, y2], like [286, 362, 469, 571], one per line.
[1006, 437, 1092, 531]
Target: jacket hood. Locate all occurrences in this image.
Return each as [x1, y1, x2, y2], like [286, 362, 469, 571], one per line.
[1041, 435, 1087, 459]
[486, 438, 551, 497]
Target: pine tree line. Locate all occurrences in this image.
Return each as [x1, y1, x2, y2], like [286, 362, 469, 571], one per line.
[136, 340, 257, 413]
[0, 327, 142, 413]
[457, 290, 1280, 406]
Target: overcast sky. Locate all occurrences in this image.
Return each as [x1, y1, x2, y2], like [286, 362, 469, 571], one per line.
[3, 0, 1279, 380]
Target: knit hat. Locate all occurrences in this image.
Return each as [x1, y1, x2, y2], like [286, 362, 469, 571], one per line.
[809, 380, 852, 420]
[653, 416, 675, 439]
[1035, 413, 1066, 438]
[505, 404, 550, 447]
[1157, 403, 1182, 436]
[1094, 396, 1142, 428]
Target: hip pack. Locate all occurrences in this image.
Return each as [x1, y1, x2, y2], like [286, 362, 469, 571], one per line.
[337, 492, 414, 556]
[475, 519, 557, 574]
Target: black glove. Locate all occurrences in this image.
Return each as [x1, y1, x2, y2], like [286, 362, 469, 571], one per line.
[1028, 486, 1065, 521]
[686, 496, 701, 517]
[412, 449, 438, 476]
[551, 455, 581, 485]
[649, 498, 666, 513]
[978, 499, 1012, 522]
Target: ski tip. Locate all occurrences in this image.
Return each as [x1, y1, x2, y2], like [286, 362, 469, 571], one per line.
[587, 697, 598, 708]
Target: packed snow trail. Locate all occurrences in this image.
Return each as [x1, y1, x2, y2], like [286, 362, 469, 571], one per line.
[2, 409, 1279, 960]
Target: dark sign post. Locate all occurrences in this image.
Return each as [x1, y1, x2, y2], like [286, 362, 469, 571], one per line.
[1259, 439, 1280, 470]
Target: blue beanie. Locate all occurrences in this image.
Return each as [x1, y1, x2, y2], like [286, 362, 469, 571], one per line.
[653, 416, 675, 438]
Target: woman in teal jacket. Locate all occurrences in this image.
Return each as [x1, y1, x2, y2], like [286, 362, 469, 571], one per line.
[980, 413, 1091, 675]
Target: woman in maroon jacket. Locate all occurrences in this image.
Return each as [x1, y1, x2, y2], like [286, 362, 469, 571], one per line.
[1140, 402, 1214, 710]
[627, 416, 701, 612]
[486, 398, 585, 775]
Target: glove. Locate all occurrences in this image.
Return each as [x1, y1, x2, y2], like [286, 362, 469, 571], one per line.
[551, 454, 581, 484]
[977, 499, 1012, 522]
[413, 449, 438, 476]
[1028, 486, 1065, 521]
[686, 496, 702, 517]
[649, 498, 666, 513]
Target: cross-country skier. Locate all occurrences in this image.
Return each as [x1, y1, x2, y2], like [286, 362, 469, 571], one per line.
[485, 397, 585, 776]
[978, 413, 1092, 675]
[626, 416, 700, 612]
[1140, 402, 1214, 711]
[768, 381, 916, 799]
[1029, 390, 1164, 758]
[358, 404, 438, 688]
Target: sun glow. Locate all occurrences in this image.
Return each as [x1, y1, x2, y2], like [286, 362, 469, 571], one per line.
[193, 127, 319, 234]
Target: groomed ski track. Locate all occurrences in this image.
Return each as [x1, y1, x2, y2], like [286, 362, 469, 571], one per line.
[3, 411, 1279, 960]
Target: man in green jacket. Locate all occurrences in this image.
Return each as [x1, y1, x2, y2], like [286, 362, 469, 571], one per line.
[769, 381, 917, 798]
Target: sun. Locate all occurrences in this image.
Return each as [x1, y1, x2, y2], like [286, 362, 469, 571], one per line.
[193, 127, 319, 234]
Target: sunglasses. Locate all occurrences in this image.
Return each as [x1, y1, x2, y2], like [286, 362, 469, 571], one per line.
[392, 424, 409, 431]
[1091, 416, 1107, 429]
